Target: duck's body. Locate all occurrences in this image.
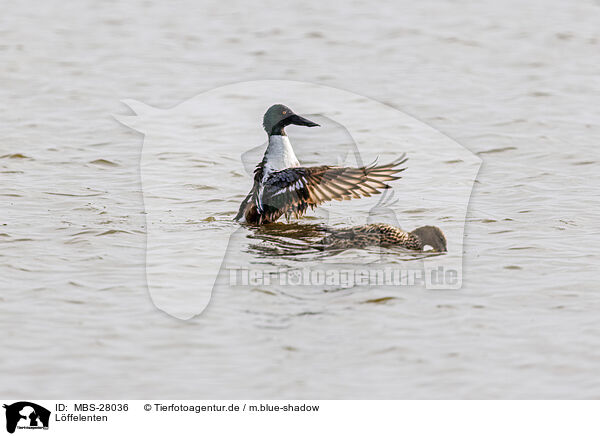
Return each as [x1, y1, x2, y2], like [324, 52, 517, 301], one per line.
[235, 104, 408, 225]
[317, 223, 447, 252]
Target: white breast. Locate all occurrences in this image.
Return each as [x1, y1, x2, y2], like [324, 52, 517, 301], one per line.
[263, 135, 300, 174]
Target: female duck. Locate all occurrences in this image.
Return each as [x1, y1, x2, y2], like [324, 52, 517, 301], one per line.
[317, 223, 447, 252]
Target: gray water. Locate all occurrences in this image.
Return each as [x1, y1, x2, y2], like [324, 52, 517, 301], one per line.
[1, 0, 600, 399]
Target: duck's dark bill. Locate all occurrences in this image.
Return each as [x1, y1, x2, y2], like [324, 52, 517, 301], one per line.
[287, 114, 320, 127]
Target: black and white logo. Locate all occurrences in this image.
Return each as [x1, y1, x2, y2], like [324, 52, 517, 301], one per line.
[3, 402, 50, 434]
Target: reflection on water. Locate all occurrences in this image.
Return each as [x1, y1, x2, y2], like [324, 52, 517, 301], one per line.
[246, 223, 325, 258]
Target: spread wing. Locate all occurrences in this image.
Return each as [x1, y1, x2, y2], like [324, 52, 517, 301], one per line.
[234, 156, 267, 221]
[257, 154, 408, 219]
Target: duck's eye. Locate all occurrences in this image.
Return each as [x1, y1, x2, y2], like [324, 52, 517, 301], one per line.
[282, 110, 287, 115]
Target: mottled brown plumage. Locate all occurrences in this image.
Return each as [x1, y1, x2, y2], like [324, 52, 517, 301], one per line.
[317, 223, 447, 252]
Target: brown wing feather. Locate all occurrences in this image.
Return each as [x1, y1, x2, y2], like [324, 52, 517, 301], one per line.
[259, 154, 408, 220]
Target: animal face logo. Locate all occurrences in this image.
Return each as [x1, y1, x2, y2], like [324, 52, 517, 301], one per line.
[116, 80, 480, 319]
[3, 402, 50, 434]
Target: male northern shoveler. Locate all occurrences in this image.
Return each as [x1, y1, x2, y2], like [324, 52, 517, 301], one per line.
[235, 104, 408, 225]
[317, 223, 447, 252]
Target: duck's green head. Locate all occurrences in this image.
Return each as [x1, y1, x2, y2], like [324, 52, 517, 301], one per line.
[263, 104, 319, 136]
